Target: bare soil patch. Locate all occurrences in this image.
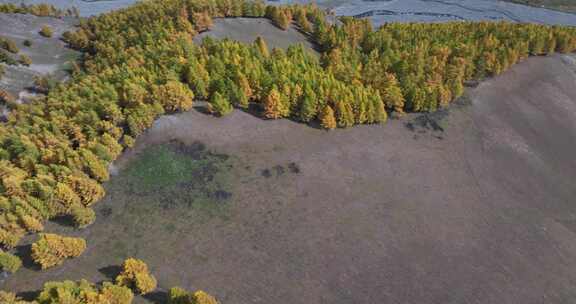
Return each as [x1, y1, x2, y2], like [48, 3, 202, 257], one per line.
[4, 54, 576, 304]
[194, 17, 317, 55]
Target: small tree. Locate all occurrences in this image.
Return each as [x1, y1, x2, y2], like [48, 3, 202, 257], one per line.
[209, 92, 233, 117]
[319, 105, 337, 130]
[0, 38, 19, 53]
[263, 86, 288, 119]
[18, 54, 32, 66]
[116, 258, 157, 295]
[255, 36, 269, 58]
[31, 233, 86, 269]
[168, 287, 219, 304]
[0, 250, 22, 273]
[70, 204, 95, 228]
[39, 25, 53, 38]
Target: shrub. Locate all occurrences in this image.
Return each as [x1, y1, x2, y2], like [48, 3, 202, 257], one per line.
[18, 54, 31, 66]
[31, 233, 86, 269]
[70, 204, 95, 228]
[39, 25, 53, 38]
[116, 258, 157, 295]
[0, 38, 19, 54]
[168, 287, 219, 304]
[0, 251, 22, 273]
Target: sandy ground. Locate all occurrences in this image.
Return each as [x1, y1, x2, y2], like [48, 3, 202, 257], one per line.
[4, 53, 576, 304]
[0, 13, 78, 99]
[194, 18, 316, 54]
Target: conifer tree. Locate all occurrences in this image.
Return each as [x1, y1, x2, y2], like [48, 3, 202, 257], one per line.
[319, 105, 337, 130]
[298, 85, 317, 122]
[381, 73, 405, 114]
[255, 36, 269, 58]
[263, 85, 288, 119]
[210, 92, 233, 116]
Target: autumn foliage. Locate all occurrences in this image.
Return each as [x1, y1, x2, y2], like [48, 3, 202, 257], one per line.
[31, 233, 86, 269]
[0, 0, 574, 256]
[36, 279, 133, 304]
[168, 287, 219, 304]
[115, 258, 157, 295]
[0, 250, 22, 273]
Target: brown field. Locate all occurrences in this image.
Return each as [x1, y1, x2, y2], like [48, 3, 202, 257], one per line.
[3, 15, 576, 304]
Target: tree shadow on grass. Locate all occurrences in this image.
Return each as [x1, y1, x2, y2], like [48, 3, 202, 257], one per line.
[98, 264, 122, 281]
[143, 290, 168, 304]
[17, 290, 41, 301]
[14, 244, 40, 271]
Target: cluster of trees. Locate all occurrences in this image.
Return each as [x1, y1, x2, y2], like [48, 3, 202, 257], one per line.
[0, 0, 574, 278]
[0, 258, 219, 304]
[314, 18, 576, 113]
[30, 233, 86, 269]
[0, 280, 134, 304]
[0, 3, 78, 18]
[115, 258, 157, 295]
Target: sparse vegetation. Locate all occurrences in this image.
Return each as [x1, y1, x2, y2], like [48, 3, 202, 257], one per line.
[18, 54, 31, 66]
[0, 37, 19, 54]
[39, 25, 53, 38]
[0, 3, 78, 17]
[169, 287, 219, 304]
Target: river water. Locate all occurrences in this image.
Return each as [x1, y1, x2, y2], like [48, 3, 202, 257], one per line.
[0, 0, 575, 25]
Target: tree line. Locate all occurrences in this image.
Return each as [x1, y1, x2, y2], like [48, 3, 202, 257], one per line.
[0, 257, 218, 304]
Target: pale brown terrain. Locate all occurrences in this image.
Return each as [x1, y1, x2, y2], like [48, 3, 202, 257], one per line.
[4, 52, 576, 304]
[0, 13, 78, 102]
